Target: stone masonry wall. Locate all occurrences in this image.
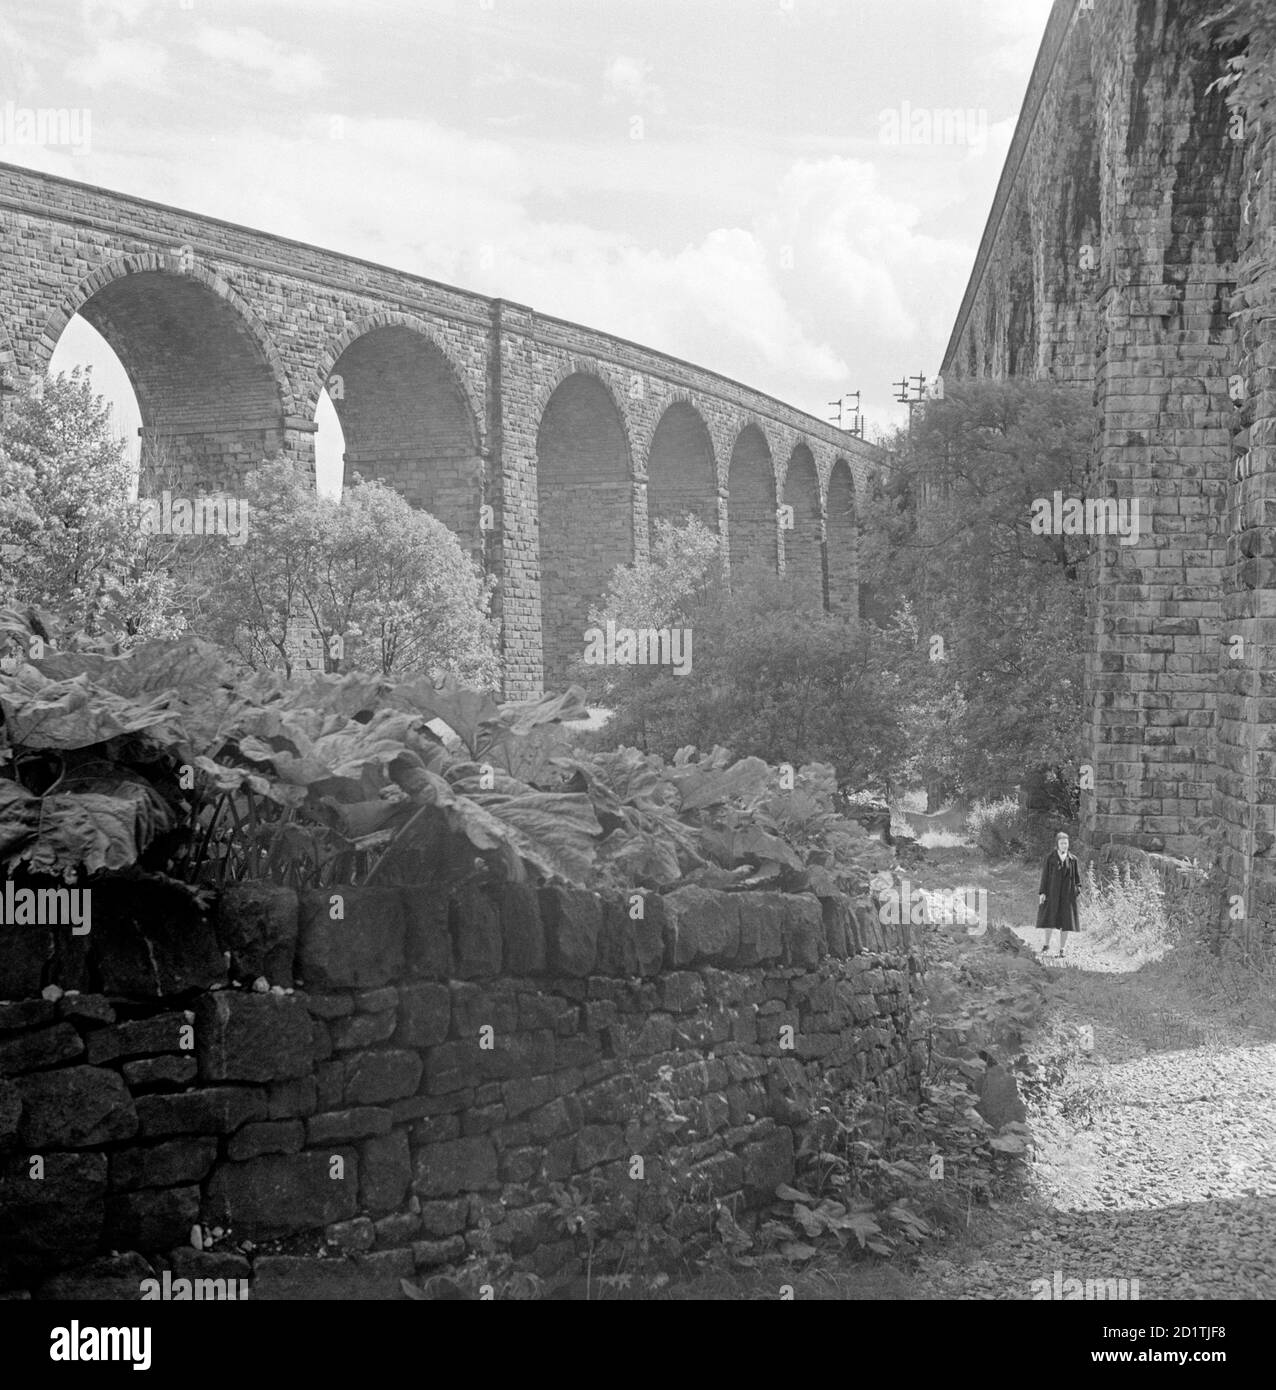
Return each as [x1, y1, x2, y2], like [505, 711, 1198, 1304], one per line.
[0, 876, 924, 1299]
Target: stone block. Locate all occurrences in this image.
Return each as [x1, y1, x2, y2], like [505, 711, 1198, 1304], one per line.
[297, 887, 405, 989]
[781, 895, 827, 967]
[105, 1184, 200, 1250]
[0, 924, 54, 999]
[401, 888, 452, 979]
[250, 1250, 411, 1300]
[344, 1050, 422, 1105]
[411, 1135, 498, 1197]
[134, 1086, 267, 1139]
[216, 882, 299, 985]
[227, 1120, 304, 1160]
[663, 886, 740, 966]
[0, 1022, 83, 1076]
[16, 1065, 137, 1148]
[88, 878, 225, 997]
[499, 881, 545, 975]
[204, 1150, 359, 1234]
[741, 1127, 795, 1202]
[267, 1075, 319, 1121]
[360, 1129, 411, 1213]
[736, 893, 785, 965]
[396, 982, 451, 1048]
[195, 990, 313, 1082]
[37, 1251, 153, 1301]
[85, 1012, 189, 1064]
[109, 1138, 218, 1191]
[539, 886, 600, 976]
[0, 1151, 106, 1276]
[451, 884, 503, 979]
[121, 1055, 196, 1089]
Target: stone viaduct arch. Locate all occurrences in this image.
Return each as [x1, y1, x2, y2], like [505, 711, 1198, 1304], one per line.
[781, 443, 822, 610]
[0, 160, 882, 699]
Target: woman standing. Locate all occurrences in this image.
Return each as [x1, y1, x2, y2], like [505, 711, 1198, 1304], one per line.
[1037, 830, 1081, 957]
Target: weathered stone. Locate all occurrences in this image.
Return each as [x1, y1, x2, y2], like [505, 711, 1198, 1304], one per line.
[423, 1038, 483, 1095]
[89, 877, 225, 997]
[216, 882, 299, 986]
[0, 924, 54, 1000]
[227, 1119, 305, 1160]
[109, 1138, 218, 1191]
[105, 1184, 200, 1250]
[267, 1075, 319, 1120]
[297, 887, 405, 989]
[303, 992, 354, 1019]
[204, 1150, 359, 1234]
[121, 1055, 197, 1089]
[168, 1247, 252, 1282]
[781, 896, 827, 966]
[539, 886, 600, 976]
[0, 1022, 83, 1075]
[575, 1123, 625, 1170]
[315, 1060, 345, 1109]
[16, 1065, 137, 1148]
[451, 884, 503, 979]
[134, 1086, 267, 1138]
[0, 1151, 106, 1276]
[412, 1235, 467, 1269]
[401, 889, 452, 980]
[411, 1135, 498, 1197]
[662, 886, 740, 966]
[344, 1049, 422, 1105]
[355, 986, 398, 1013]
[0, 999, 55, 1031]
[417, 1196, 468, 1237]
[736, 893, 785, 965]
[85, 1012, 189, 1064]
[330, 1009, 396, 1049]
[360, 1129, 411, 1214]
[195, 990, 313, 1082]
[57, 993, 115, 1027]
[306, 1108, 393, 1144]
[396, 982, 451, 1048]
[499, 881, 545, 975]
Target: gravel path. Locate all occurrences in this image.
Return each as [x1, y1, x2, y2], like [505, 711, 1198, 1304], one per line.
[913, 920, 1276, 1300]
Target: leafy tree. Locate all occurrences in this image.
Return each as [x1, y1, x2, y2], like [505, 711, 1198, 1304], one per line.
[857, 379, 1096, 801]
[593, 574, 911, 795]
[204, 457, 499, 687]
[0, 370, 187, 641]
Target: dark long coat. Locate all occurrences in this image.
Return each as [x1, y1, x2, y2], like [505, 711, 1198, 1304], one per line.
[1036, 850, 1081, 932]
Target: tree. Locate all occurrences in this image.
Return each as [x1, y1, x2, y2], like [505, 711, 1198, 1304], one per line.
[857, 379, 1096, 800]
[204, 457, 499, 687]
[0, 369, 188, 642]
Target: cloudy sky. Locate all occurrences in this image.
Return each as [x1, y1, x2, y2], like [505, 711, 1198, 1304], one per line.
[3, 0, 1053, 493]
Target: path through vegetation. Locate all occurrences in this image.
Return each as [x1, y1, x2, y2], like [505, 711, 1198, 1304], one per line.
[908, 848, 1276, 1300]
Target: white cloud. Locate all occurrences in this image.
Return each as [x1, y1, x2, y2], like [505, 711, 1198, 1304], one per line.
[66, 36, 170, 92]
[192, 26, 323, 96]
[603, 55, 666, 115]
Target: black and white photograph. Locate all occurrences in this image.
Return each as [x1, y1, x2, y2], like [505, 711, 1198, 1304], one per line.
[0, 0, 1271, 1355]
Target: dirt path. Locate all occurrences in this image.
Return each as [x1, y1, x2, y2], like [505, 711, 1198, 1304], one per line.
[908, 852, 1276, 1300]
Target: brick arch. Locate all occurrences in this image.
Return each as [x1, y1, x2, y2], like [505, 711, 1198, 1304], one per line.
[535, 368, 634, 689]
[646, 397, 719, 537]
[726, 420, 778, 589]
[313, 314, 484, 551]
[38, 253, 293, 492]
[308, 310, 484, 449]
[825, 456, 857, 617]
[782, 442, 823, 609]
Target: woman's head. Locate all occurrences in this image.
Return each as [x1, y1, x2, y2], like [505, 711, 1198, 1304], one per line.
[1056, 832, 1070, 853]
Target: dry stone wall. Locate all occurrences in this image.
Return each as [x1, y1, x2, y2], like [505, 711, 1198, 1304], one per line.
[0, 875, 924, 1299]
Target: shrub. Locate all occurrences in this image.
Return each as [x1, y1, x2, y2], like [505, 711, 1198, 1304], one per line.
[969, 797, 1027, 860]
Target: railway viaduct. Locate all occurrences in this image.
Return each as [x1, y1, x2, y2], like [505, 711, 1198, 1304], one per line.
[942, 0, 1276, 951]
[0, 160, 878, 699]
